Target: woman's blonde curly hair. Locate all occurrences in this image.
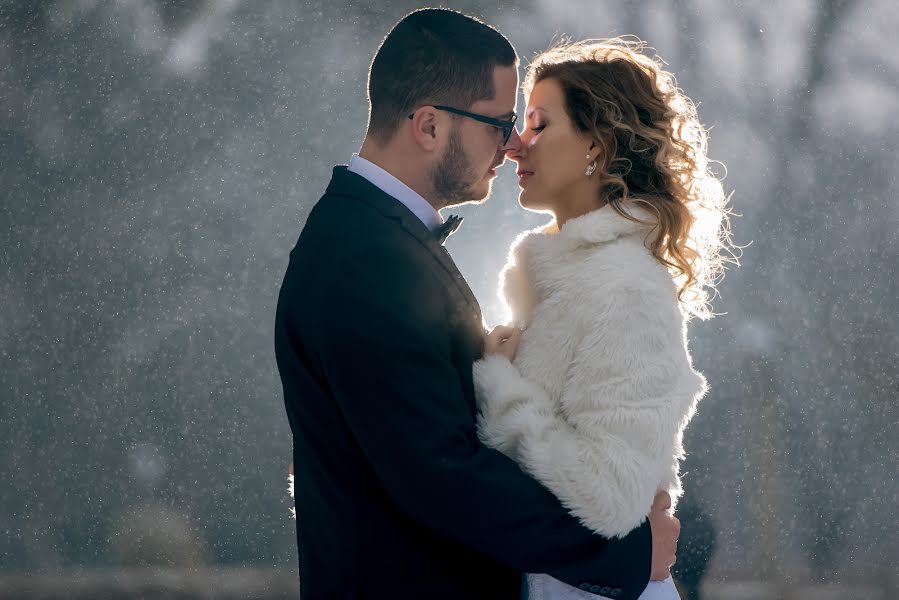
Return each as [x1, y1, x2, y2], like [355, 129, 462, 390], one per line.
[524, 37, 735, 319]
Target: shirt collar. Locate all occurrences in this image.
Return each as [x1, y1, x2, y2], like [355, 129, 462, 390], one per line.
[347, 155, 443, 231]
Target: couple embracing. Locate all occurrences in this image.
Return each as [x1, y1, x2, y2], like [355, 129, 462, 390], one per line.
[275, 8, 731, 600]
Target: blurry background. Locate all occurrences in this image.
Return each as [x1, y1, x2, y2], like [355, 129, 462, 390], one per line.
[2, 0, 897, 597]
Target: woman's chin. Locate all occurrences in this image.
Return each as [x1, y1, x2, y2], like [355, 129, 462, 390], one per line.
[517, 191, 543, 213]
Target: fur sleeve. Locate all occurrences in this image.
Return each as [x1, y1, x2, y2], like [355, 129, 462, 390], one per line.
[474, 354, 555, 461]
[474, 284, 706, 539]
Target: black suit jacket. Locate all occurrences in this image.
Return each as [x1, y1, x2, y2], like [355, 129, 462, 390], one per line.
[274, 166, 652, 599]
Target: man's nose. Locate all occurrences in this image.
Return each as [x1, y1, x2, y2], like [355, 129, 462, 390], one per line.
[502, 127, 524, 159]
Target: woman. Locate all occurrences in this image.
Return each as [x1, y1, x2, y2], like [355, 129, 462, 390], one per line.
[474, 38, 733, 600]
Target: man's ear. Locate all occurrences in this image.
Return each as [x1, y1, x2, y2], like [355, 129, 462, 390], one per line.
[409, 107, 441, 152]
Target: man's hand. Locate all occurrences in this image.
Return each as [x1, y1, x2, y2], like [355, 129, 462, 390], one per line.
[484, 325, 522, 361]
[647, 491, 679, 580]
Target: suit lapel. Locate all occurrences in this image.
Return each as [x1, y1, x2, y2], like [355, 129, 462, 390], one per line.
[325, 167, 483, 321]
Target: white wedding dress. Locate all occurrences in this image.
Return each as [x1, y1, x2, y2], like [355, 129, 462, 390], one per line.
[526, 573, 680, 600]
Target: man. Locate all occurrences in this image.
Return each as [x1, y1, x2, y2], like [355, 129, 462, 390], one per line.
[275, 9, 679, 599]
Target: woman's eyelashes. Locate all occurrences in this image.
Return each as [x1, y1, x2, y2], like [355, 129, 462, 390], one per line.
[530, 123, 546, 132]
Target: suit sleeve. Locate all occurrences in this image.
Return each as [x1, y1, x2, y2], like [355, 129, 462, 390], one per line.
[311, 240, 651, 597]
[474, 284, 707, 538]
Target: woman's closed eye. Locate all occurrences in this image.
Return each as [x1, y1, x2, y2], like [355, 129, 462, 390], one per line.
[530, 123, 546, 132]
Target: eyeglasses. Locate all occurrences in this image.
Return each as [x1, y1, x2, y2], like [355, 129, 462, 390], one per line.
[407, 105, 517, 145]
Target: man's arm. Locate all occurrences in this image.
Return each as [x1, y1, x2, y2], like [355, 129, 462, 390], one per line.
[308, 240, 651, 597]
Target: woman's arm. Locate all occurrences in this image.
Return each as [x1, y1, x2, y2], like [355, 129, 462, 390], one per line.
[474, 284, 706, 538]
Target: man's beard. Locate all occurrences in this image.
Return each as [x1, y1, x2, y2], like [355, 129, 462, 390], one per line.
[431, 127, 484, 207]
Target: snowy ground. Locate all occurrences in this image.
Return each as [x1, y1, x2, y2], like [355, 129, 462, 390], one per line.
[0, 570, 896, 600]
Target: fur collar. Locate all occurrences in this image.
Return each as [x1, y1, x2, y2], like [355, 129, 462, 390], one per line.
[501, 203, 656, 326]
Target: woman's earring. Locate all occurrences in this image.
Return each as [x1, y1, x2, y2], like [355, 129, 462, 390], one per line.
[585, 160, 597, 176]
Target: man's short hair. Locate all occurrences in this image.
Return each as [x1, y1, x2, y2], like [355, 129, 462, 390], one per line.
[367, 9, 518, 143]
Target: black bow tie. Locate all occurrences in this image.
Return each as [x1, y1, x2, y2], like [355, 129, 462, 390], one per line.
[434, 214, 463, 245]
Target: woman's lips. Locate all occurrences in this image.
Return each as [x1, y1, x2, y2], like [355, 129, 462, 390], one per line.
[517, 170, 534, 184]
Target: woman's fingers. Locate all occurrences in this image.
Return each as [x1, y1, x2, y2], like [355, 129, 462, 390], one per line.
[485, 325, 519, 354]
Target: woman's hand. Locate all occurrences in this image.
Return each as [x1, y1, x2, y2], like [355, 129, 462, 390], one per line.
[484, 325, 523, 362]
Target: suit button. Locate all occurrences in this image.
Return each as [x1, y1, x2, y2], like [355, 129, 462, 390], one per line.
[589, 585, 602, 593]
[611, 589, 623, 597]
[579, 583, 591, 591]
[600, 587, 611, 595]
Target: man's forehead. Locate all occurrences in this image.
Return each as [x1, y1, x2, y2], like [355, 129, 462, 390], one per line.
[472, 65, 518, 113]
[493, 64, 519, 97]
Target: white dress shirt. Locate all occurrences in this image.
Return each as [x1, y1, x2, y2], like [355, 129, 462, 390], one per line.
[347, 154, 443, 231]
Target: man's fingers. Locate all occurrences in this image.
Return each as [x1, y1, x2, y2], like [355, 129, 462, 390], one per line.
[648, 505, 679, 581]
[651, 490, 672, 512]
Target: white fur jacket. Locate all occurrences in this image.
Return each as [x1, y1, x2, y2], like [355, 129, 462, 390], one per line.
[473, 204, 707, 539]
